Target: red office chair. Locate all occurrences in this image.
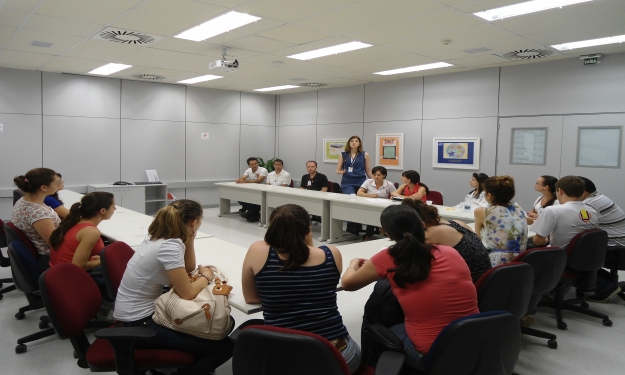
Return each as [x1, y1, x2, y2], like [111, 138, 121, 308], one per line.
[538, 229, 612, 329]
[4, 222, 39, 260]
[39, 263, 196, 374]
[289, 180, 294, 188]
[99, 241, 134, 301]
[0, 219, 17, 299]
[426, 191, 443, 205]
[512, 247, 567, 348]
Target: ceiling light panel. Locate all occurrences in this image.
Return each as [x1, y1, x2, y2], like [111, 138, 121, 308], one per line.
[374, 62, 453, 75]
[287, 42, 372, 60]
[474, 0, 593, 21]
[254, 85, 299, 92]
[552, 34, 625, 50]
[175, 11, 261, 42]
[89, 63, 132, 75]
[178, 75, 223, 84]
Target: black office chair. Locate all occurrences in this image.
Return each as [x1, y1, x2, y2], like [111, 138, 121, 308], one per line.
[603, 245, 625, 303]
[0, 219, 17, 299]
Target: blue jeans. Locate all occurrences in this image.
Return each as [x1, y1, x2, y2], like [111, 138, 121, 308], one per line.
[389, 323, 424, 371]
[342, 335, 362, 374]
[124, 317, 234, 375]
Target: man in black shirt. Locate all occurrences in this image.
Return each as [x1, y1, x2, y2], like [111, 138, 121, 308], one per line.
[300, 160, 329, 191]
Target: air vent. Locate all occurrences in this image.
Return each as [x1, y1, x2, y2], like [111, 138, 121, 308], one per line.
[462, 47, 492, 54]
[132, 74, 166, 81]
[299, 83, 327, 88]
[92, 27, 163, 45]
[30, 40, 54, 48]
[496, 49, 553, 60]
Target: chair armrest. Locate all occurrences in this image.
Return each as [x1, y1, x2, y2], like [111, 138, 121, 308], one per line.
[363, 324, 404, 352]
[375, 351, 405, 375]
[95, 327, 156, 340]
[94, 327, 156, 375]
[229, 319, 264, 342]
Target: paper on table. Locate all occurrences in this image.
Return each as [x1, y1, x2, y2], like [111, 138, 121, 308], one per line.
[365, 198, 389, 203]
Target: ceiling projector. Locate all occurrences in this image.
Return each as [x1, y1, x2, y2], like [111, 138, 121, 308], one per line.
[209, 59, 239, 72]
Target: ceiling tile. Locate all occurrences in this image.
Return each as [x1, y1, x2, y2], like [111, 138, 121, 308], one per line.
[111, 0, 227, 36]
[117, 48, 192, 68]
[235, 0, 361, 23]
[148, 37, 217, 54]
[345, 8, 486, 45]
[0, 26, 17, 47]
[161, 54, 214, 73]
[129, 67, 192, 79]
[227, 35, 294, 53]
[2, 0, 41, 12]
[341, 54, 440, 73]
[39, 56, 107, 73]
[199, 18, 286, 46]
[195, 0, 252, 7]
[199, 46, 259, 60]
[23, 13, 104, 38]
[0, 9, 29, 28]
[63, 39, 141, 61]
[36, 0, 145, 25]
[295, 0, 444, 35]
[523, 18, 625, 46]
[5, 29, 86, 56]
[256, 24, 331, 44]
[0, 49, 56, 68]
[269, 36, 352, 57]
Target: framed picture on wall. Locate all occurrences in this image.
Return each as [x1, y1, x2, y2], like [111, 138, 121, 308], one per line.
[375, 133, 404, 170]
[432, 137, 480, 170]
[323, 139, 347, 163]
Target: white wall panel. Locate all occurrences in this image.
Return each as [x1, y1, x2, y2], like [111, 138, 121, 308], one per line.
[43, 116, 120, 185]
[42, 72, 120, 118]
[424, 68, 500, 119]
[120, 119, 185, 182]
[363, 120, 422, 184]
[364, 78, 423, 122]
[500, 53, 625, 116]
[241, 92, 275, 126]
[240, 125, 275, 175]
[278, 91, 317, 126]
[560, 113, 625, 210]
[277, 125, 317, 180]
[186, 86, 240, 124]
[0, 113, 42, 188]
[185, 122, 240, 181]
[317, 85, 364, 125]
[420, 117, 498, 206]
[185, 187, 221, 207]
[0, 68, 41, 115]
[315, 123, 364, 179]
[121, 80, 185, 121]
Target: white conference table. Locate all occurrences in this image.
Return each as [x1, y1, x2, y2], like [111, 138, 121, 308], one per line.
[217, 182, 270, 226]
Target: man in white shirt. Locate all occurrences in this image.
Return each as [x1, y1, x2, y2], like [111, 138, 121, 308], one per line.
[235, 157, 268, 222]
[266, 159, 291, 187]
[532, 175, 599, 249]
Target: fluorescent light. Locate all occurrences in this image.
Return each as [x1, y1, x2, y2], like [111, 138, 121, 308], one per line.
[474, 0, 593, 21]
[178, 75, 223, 84]
[287, 42, 372, 60]
[89, 63, 132, 75]
[552, 34, 625, 50]
[374, 62, 453, 76]
[254, 85, 299, 92]
[175, 11, 261, 41]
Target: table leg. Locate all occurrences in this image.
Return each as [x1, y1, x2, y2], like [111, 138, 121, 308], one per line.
[319, 201, 330, 241]
[327, 218, 357, 244]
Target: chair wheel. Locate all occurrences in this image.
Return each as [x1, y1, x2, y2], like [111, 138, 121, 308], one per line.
[548, 340, 557, 349]
[15, 312, 25, 320]
[557, 322, 567, 330]
[15, 344, 27, 354]
[603, 319, 613, 327]
[39, 321, 49, 329]
[581, 302, 589, 308]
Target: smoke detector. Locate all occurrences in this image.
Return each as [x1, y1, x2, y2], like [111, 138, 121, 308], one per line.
[132, 74, 166, 81]
[92, 27, 164, 45]
[299, 83, 327, 88]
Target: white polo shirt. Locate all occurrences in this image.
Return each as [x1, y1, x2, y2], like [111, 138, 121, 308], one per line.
[267, 170, 292, 186]
[359, 179, 396, 198]
[243, 167, 268, 183]
[532, 201, 599, 248]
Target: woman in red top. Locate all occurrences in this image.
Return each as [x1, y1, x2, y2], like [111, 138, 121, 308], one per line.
[391, 170, 428, 202]
[341, 205, 478, 371]
[49, 192, 116, 270]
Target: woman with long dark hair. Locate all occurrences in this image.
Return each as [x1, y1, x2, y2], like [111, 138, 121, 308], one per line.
[457, 172, 488, 209]
[341, 205, 478, 371]
[526, 175, 558, 224]
[391, 170, 429, 201]
[242, 204, 361, 373]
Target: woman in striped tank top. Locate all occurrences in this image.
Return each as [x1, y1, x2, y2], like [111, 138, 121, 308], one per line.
[242, 204, 362, 373]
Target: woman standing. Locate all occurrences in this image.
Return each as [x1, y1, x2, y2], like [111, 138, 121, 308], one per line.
[474, 176, 528, 266]
[526, 175, 558, 224]
[391, 170, 428, 202]
[242, 204, 361, 373]
[115, 200, 234, 375]
[357, 166, 396, 241]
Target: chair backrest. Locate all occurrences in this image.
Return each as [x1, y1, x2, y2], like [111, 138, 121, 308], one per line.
[0, 218, 7, 248]
[5, 222, 39, 259]
[8, 241, 41, 293]
[39, 262, 102, 340]
[233, 325, 349, 375]
[512, 247, 567, 314]
[426, 190, 443, 205]
[393, 182, 399, 189]
[424, 311, 520, 375]
[13, 189, 24, 206]
[565, 229, 608, 271]
[475, 262, 533, 319]
[100, 241, 135, 301]
[289, 180, 294, 188]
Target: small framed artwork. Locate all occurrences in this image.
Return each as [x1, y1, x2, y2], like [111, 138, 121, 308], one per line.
[323, 139, 347, 163]
[432, 137, 480, 170]
[375, 133, 404, 170]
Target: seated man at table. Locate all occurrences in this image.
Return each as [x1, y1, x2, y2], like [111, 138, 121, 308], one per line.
[266, 159, 291, 187]
[532, 176, 599, 249]
[235, 157, 268, 222]
[300, 160, 328, 192]
[579, 176, 625, 302]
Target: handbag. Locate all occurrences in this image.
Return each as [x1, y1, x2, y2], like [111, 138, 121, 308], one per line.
[152, 265, 233, 340]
